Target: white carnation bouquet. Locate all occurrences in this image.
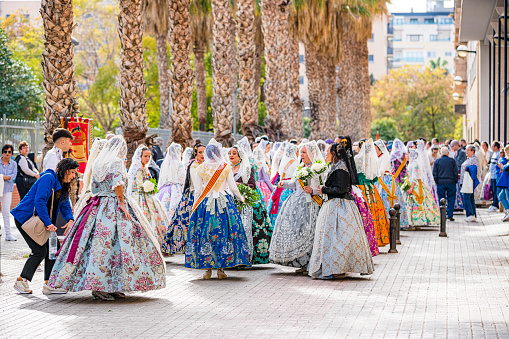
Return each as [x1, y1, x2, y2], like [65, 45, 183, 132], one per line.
[142, 178, 158, 194]
[293, 165, 314, 182]
[311, 159, 328, 185]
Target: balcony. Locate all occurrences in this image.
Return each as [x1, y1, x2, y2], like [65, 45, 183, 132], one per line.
[387, 23, 394, 36]
[387, 47, 394, 56]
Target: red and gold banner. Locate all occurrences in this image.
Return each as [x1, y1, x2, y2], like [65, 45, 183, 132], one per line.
[61, 117, 93, 174]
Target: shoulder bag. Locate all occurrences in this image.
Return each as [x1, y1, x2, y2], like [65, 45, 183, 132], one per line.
[21, 189, 55, 246]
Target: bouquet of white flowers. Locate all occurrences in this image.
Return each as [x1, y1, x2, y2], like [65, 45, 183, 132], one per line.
[293, 165, 314, 182]
[142, 178, 158, 194]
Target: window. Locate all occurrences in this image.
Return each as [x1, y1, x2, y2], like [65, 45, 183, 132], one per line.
[445, 52, 452, 57]
[299, 55, 304, 63]
[430, 34, 437, 41]
[299, 76, 304, 85]
[427, 51, 436, 58]
[369, 33, 374, 42]
[393, 18, 405, 25]
[368, 55, 374, 63]
[403, 51, 424, 62]
[408, 35, 421, 42]
[424, 18, 435, 24]
[410, 18, 418, 24]
[438, 17, 453, 25]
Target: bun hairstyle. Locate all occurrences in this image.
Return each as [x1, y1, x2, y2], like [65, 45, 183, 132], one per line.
[337, 136, 359, 185]
[192, 142, 205, 159]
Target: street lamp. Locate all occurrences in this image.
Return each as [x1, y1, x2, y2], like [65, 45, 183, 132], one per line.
[456, 45, 476, 58]
[454, 76, 467, 86]
[452, 92, 463, 101]
[493, 33, 508, 47]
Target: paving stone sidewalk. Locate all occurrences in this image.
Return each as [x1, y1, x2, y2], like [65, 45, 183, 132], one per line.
[2, 209, 509, 338]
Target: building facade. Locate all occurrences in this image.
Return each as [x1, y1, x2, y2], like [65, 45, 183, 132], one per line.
[391, 9, 455, 75]
[0, 0, 41, 20]
[367, 14, 391, 80]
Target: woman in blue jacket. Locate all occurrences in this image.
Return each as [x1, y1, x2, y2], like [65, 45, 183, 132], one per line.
[497, 145, 509, 222]
[11, 158, 79, 295]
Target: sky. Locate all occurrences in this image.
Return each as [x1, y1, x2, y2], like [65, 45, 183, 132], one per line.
[388, 0, 454, 13]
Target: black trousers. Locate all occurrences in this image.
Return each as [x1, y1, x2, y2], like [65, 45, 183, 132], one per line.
[15, 178, 32, 201]
[15, 219, 60, 281]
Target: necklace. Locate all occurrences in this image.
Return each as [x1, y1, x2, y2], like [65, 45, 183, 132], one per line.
[232, 162, 241, 169]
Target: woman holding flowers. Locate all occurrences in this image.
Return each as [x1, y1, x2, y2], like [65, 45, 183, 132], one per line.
[162, 143, 205, 255]
[269, 141, 327, 272]
[230, 145, 273, 265]
[127, 145, 170, 245]
[186, 140, 251, 280]
[308, 143, 374, 279]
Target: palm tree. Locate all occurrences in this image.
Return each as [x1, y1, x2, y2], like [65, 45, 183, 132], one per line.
[211, 0, 235, 145]
[304, 43, 322, 140]
[190, 0, 212, 131]
[118, 0, 148, 163]
[40, 0, 79, 155]
[237, 0, 258, 141]
[287, 33, 303, 139]
[429, 57, 449, 71]
[168, 0, 195, 147]
[142, 0, 171, 129]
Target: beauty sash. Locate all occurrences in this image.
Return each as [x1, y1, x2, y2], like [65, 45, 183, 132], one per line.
[412, 179, 424, 210]
[191, 165, 227, 215]
[298, 179, 323, 207]
[377, 175, 397, 207]
[394, 157, 407, 179]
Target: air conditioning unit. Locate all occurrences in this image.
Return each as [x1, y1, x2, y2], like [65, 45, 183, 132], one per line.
[454, 104, 466, 115]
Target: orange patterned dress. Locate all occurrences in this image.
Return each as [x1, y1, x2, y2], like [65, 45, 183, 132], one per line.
[358, 173, 390, 247]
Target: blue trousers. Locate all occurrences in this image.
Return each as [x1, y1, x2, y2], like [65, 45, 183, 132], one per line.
[462, 193, 476, 218]
[491, 179, 500, 207]
[437, 184, 456, 218]
[498, 187, 509, 210]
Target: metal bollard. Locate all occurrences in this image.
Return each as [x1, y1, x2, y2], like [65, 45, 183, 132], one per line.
[388, 208, 398, 253]
[394, 203, 401, 245]
[439, 198, 447, 237]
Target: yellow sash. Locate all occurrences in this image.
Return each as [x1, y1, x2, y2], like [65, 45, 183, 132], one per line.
[412, 179, 424, 210]
[298, 179, 323, 207]
[191, 165, 227, 214]
[378, 175, 397, 207]
[394, 157, 407, 178]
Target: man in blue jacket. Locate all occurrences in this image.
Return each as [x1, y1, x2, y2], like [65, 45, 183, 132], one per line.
[433, 147, 458, 221]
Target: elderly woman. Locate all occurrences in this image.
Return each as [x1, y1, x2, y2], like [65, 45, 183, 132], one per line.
[14, 141, 40, 200]
[1, 144, 18, 241]
[460, 145, 482, 222]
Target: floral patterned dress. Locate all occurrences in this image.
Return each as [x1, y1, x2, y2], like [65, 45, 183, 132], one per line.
[374, 174, 410, 229]
[404, 162, 440, 226]
[351, 186, 379, 257]
[48, 165, 166, 293]
[157, 183, 184, 222]
[130, 166, 170, 245]
[185, 163, 251, 269]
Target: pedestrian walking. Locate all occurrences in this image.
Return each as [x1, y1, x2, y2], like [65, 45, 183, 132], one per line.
[488, 141, 502, 212]
[15, 141, 40, 200]
[11, 158, 79, 294]
[433, 147, 458, 221]
[1, 144, 18, 241]
[460, 145, 481, 222]
[42, 128, 73, 171]
[496, 145, 509, 221]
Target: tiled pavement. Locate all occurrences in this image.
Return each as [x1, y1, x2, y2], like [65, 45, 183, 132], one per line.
[2, 209, 509, 338]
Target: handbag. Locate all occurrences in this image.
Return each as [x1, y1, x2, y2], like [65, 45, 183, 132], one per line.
[23, 176, 37, 189]
[460, 171, 474, 194]
[21, 189, 55, 246]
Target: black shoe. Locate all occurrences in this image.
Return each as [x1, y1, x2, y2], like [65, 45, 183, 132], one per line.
[447, 217, 455, 221]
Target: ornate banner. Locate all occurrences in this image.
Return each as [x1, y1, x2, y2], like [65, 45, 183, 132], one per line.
[61, 117, 93, 174]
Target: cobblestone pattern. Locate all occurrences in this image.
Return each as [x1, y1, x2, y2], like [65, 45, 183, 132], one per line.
[1, 210, 509, 338]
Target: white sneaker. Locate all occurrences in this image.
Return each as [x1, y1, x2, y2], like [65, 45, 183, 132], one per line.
[487, 206, 499, 212]
[503, 212, 509, 222]
[42, 284, 68, 295]
[14, 279, 32, 294]
[464, 216, 477, 222]
[5, 234, 17, 241]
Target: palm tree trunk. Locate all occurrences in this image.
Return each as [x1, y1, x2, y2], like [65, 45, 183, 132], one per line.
[40, 0, 78, 154]
[211, 0, 234, 146]
[261, 0, 283, 139]
[287, 35, 303, 139]
[358, 40, 371, 138]
[276, 2, 291, 136]
[305, 43, 321, 140]
[118, 0, 148, 164]
[168, 0, 194, 147]
[229, 16, 240, 136]
[237, 0, 258, 141]
[316, 53, 328, 139]
[254, 14, 264, 113]
[194, 39, 207, 131]
[156, 30, 170, 129]
[326, 59, 337, 138]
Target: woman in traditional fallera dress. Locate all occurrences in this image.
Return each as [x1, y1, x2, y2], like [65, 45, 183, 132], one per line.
[48, 136, 166, 301]
[185, 140, 251, 279]
[230, 145, 273, 265]
[337, 136, 379, 257]
[269, 141, 326, 272]
[74, 139, 107, 216]
[374, 140, 410, 229]
[405, 149, 440, 226]
[157, 143, 186, 221]
[254, 140, 274, 205]
[162, 143, 205, 254]
[391, 138, 408, 185]
[355, 139, 390, 247]
[267, 143, 299, 226]
[127, 145, 170, 245]
[308, 143, 374, 279]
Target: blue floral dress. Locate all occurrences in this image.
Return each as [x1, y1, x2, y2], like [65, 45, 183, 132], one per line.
[48, 163, 166, 293]
[185, 163, 251, 269]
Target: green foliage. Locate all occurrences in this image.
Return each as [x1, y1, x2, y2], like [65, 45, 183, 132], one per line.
[370, 117, 401, 141]
[142, 36, 162, 128]
[0, 28, 43, 119]
[303, 117, 311, 138]
[454, 115, 463, 140]
[371, 65, 458, 141]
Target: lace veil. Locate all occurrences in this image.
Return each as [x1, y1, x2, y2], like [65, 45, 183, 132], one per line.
[375, 139, 391, 175]
[355, 139, 379, 180]
[270, 142, 287, 179]
[417, 140, 436, 190]
[278, 143, 299, 178]
[231, 145, 252, 184]
[127, 144, 151, 196]
[390, 138, 407, 162]
[159, 142, 186, 188]
[182, 147, 193, 167]
[91, 135, 127, 184]
[81, 138, 107, 195]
